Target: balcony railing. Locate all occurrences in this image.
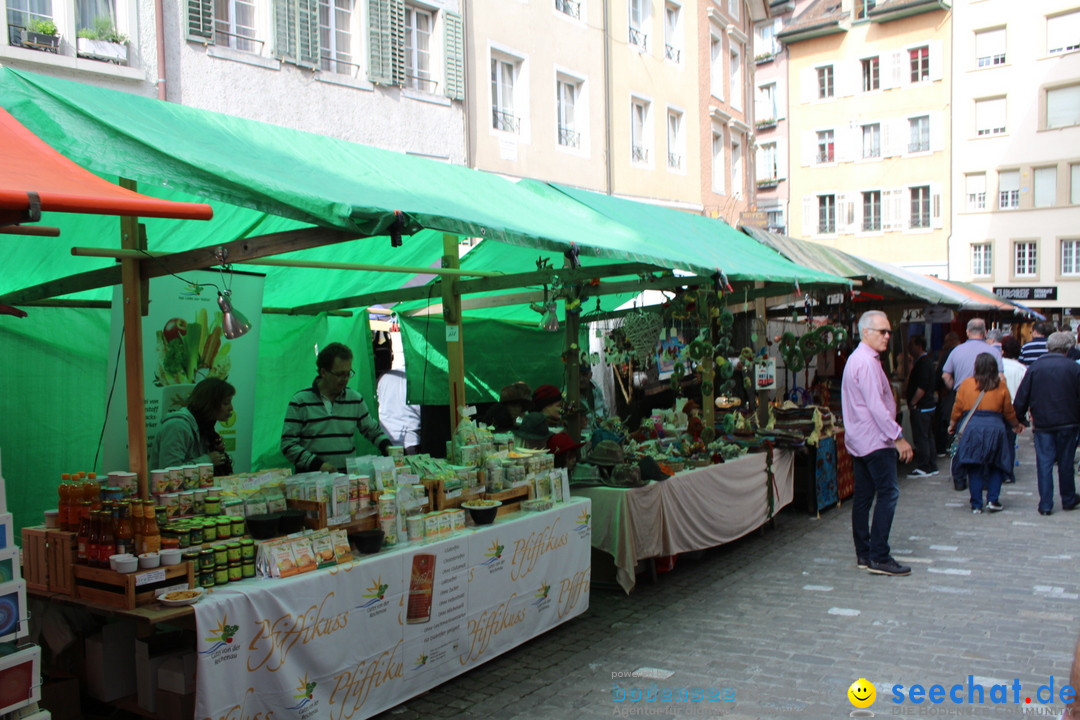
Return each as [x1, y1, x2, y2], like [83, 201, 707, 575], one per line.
[632, 145, 649, 162]
[555, 0, 581, 19]
[862, 219, 881, 231]
[558, 126, 580, 148]
[628, 27, 647, 51]
[816, 151, 834, 163]
[862, 147, 881, 158]
[492, 109, 521, 133]
[667, 152, 682, 169]
[664, 44, 681, 62]
[818, 220, 836, 234]
[908, 141, 929, 153]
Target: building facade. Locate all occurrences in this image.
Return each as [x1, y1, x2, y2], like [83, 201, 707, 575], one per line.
[2, 0, 467, 160]
[780, 0, 951, 275]
[951, 0, 1080, 319]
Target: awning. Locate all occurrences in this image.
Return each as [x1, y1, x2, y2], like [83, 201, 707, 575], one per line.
[0, 106, 213, 226]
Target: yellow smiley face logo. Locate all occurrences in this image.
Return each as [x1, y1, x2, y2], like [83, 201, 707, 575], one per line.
[848, 678, 876, 708]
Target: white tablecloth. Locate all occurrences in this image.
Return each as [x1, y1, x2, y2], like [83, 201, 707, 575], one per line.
[574, 450, 793, 593]
[193, 498, 591, 720]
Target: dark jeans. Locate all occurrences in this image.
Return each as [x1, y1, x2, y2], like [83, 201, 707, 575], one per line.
[910, 407, 937, 472]
[852, 447, 900, 563]
[934, 389, 955, 453]
[1032, 429, 1080, 513]
[968, 465, 1002, 509]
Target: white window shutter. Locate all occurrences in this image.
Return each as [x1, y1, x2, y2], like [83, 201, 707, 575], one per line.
[853, 191, 864, 232]
[187, 0, 214, 41]
[931, 182, 943, 228]
[837, 60, 857, 97]
[838, 124, 856, 163]
[884, 49, 903, 89]
[839, 192, 855, 234]
[802, 196, 816, 235]
[930, 110, 944, 152]
[444, 12, 465, 100]
[929, 40, 943, 81]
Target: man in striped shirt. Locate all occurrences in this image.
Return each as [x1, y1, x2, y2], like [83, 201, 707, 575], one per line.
[1019, 322, 1054, 366]
[281, 343, 391, 472]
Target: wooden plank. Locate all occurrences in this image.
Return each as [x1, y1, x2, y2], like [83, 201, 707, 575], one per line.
[120, 181, 148, 497]
[442, 233, 466, 437]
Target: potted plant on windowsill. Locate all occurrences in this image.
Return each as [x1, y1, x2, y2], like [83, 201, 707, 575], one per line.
[76, 18, 128, 64]
[19, 18, 60, 52]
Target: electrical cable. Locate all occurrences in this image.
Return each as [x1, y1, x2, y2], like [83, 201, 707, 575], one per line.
[93, 326, 125, 472]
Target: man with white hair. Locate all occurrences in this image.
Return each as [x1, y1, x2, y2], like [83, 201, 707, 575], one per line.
[842, 310, 914, 577]
[1012, 331, 1080, 515]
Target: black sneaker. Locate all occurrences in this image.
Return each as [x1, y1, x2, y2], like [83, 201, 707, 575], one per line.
[986, 501, 1004, 512]
[856, 556, 870, 569]
[868, 558, 912, 576]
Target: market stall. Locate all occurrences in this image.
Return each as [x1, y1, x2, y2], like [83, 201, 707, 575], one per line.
[574, 451, 792, 594]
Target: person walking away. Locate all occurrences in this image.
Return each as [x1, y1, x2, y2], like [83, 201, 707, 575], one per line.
[905, 335, 938, 477]
[281, 342, 391, 473]
[1012, 332, 1080, 515]
[933, 332, 961, 458]
[842, 311, 914, 577]
[1000, 335, 1026, 483]
[942, 318, 1003, 491]
[1018, 321, 1055, 366]
[948, 353, 1022, 513]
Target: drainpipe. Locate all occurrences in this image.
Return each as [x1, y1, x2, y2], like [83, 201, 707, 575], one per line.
[462, 0, 473, 168]
[603, 0, 613, 195]
[155, 0, 167, 100]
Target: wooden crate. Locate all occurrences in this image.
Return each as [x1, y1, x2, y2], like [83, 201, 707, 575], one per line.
[73, 562, 194, 610]
[21, 527, 49, 592]
[287, 498, 378, 533]
[435, 481, 484, 511]
[46, 530, 77, 595]
[483, 485, 532, 516]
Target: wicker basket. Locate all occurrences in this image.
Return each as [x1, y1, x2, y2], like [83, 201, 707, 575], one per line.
[622, 311, 664, 363]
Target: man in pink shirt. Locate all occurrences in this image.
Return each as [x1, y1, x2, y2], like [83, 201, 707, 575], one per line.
[842, 310, 914, 576]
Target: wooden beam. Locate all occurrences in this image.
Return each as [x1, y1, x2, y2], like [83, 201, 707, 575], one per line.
[442, 234, 466, 441]
[0, 225, 60, 236]
[0, 226, 361, 305]
[291, 283, 440, 315]
[119, 179, 148, 498]
[454, 262, 660, 296]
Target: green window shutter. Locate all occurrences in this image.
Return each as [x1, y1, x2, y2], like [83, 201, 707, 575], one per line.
[369, 0, 405, 85]
[443, 11, 464, 100]
[275, 0, 321, 68]
[187, 0, 214, 42]
[274, 0, 298, 61]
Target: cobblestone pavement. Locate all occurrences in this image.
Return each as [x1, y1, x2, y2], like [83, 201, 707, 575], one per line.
[374, 435, 1079, 720]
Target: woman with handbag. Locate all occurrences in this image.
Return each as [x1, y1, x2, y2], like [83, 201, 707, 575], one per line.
[948, 353, 1023, 514]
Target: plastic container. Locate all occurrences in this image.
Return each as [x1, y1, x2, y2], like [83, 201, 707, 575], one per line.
[159, 548, 182, 566]
[110, 554, 138, 573]
[138, 552, 161, 569]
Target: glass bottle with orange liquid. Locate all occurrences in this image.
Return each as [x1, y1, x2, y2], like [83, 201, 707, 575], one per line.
[57, 474, 73, 531]
[76, 502, 92, 563]
[142, 502, 161, 555]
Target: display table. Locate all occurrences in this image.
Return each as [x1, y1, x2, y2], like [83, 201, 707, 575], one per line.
[193, 497, 591, 720]
[573, 450, 793, 593]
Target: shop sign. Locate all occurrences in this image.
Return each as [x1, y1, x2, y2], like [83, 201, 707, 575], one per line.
[993, 286, 1057, 301]
[739, 210, 767, 228]
[755, 357, 776, 390]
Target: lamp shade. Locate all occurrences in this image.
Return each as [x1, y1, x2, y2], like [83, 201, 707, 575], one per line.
[217, 291, 251, 340]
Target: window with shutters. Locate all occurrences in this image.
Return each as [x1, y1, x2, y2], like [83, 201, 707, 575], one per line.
[909, 185, 930, 228]
[667, 108, 683, 170]
[966, 173, 986, 210]
[712, 129, 725, 193]
[318, 0, 352, 73]
[491, 53, 520, 132]
[765, 208, 784, 234]
[999, 170, 1019, 209]
[1061, 239, 1080, 275]
[818, 195, 836, 234]
[757, 141, 777, 182]
[861, 57, 879, 92]
[975, 27, 1005, 67]
[755, 21, 778, 59]
[1047, 11, 1080, 55]
[861, 123, 880, 159]
[556, 75, 581, 148]
[975, 97, 1006, 136]
[216, 0, 258, 51]
[817, 65, 833, 99]
[403, 5, 431, 90]
[7, 0, 134, 67]
[1034, 166, 1057, 208]
[816, 130, 834, 164]
[756, 82, 777, 124]
[1014, 241, 1037, 277]
[729, 44, 741, 109]
[664, 2, 680, 62]
[1045, 84, 1080, 129]
[631, 97, 651, 164]
[908, 115, 929, 154]
[862, 191, 881, 231]
[367, 0, 463, 99]
[273, 0, 320, 66]
[971, 244, 992, 277]
[727, 0, 739, 20]
[909, 45, 929, 82]
[629, 0, 648, 51]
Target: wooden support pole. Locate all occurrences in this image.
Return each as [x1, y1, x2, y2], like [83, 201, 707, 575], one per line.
[564, 302, 582, 442]
[118, 179, 148, 498]
[441, 234, 466, 441]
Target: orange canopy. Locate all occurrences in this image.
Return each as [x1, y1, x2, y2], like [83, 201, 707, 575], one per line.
[0, 106, 213, 226]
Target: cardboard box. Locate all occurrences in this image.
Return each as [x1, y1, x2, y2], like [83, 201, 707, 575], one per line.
[135, 632, 188, 713]
[84, 622, 136, 702]
[156, 652, 196, 695]
[154, 689, 195, 720]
